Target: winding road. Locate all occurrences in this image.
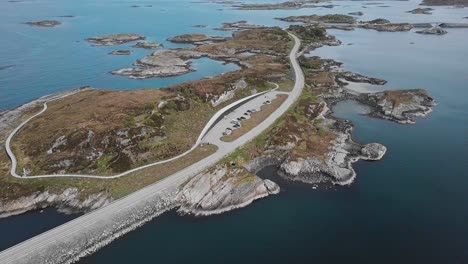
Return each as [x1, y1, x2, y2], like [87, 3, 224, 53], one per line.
[0, 32, 304, 264]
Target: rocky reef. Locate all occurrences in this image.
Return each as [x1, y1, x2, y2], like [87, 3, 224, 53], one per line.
[0, 188, 112, 218]
[233, 1, 314, 10]
[360, 23, 413, 32]
[438, 22, 468, 28]
[216, 20, 265, 31]
[416, 27, 448, 35]
[25, 20, 61, 27]
[177, 165, 279, 216]
[86, 33, 145, 46]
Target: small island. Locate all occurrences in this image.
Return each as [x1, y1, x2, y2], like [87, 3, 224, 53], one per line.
[86, 33, 145, 46]
[25, 20, 61, 27]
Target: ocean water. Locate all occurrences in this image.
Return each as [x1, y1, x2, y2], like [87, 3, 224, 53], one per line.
[1, 0, 468, 262]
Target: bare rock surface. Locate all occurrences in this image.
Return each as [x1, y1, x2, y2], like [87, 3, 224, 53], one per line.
[177, 165, 279, 216]
[25, 20, 61, 27]
[358, 89, 436, 123]
[360, 23, 413, 32]
[416, 27, 448, 35]
[167, 34, 226, 44]
[109, 50, 133, 55]
[132, 41, 162, 49]
[407, 7, 433, 14]
[0, 188, 112, 218]
[86, 33, 145, 46]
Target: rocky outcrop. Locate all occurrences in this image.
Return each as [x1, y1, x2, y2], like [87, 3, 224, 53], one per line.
[364, 18, 391, 24]
[407, 8, 433, 14]
[109, 50, 133, 55]
[216, 21, 265, 31]
[416, 27, 448, 35]
[86, 33, 145, 46]
[167, 34, 226, 44]
[278, 118, 386, 185]
[336, 71, 387, 85]
[358, 89, 436, 124]
[360, 23, 413, 32]
[176, 166, 279, 216]
[132, 41, 162, 49]
[25, 20, 61, 27]
[234, 1, 310, 10]
[0, 188, 112, 218]
[278, 14, 357, 24]
[112, 49, 206, 79]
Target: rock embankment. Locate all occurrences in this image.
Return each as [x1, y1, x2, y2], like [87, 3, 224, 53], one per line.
[177, 165, 279, 216]
[0, 188, 112, 218]
[86, 33, 145, 46]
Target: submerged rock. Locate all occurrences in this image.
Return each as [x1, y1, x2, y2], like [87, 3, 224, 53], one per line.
[177, 166, 279, 216]
[336, 71, 387, 85]
[86, 33, 145, 46]
[348, 11, 364, 16]
[416, 27, 448, 35]
[25, 20, 61, 27]
[438, 22, 468, 28]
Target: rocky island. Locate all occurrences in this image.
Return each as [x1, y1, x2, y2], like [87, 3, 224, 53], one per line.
[25, 20, 61, 27]
[416, 27, 448, 35]
[407, 7, 434, 14]
[109, 50, 133, 55]
[86, 33, 146, 46]
[132, 41, 162, 49]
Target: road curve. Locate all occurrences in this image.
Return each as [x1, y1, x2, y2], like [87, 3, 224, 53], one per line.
[5, 87, 272, 179]
[0, 32, 303, 264]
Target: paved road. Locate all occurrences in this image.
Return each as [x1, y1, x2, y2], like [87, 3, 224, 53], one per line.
[0, 32, 304, 264]
[5, 85, 272, 179]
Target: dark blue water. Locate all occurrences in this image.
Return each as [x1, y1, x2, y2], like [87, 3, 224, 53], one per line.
[0, 208, 78, 251]
[1, 0, 468, 262]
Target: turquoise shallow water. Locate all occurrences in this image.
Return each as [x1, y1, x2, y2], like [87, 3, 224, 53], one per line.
[1, 0, 468, 262]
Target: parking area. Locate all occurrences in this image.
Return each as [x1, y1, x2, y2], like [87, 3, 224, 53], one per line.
[202, 90, 286, 146]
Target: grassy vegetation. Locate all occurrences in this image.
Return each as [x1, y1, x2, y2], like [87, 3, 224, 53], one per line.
[0, 144, 217, 200]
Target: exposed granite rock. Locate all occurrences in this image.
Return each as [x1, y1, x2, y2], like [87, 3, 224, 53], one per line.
[210, 78, 247, 107]
[216, 20, 265, 31]
[25, 20, 61, 27]
[360, 23, 413, 32]
[176, 165, 279, 216]
[407, 7, 433, 14]
[336, 71, 387, 85]
[0, 188, 112, 218]
[86, 33, 145, 46]
[109, 50, 133, 55]
[112, 49, 205, 79]
[277, 118, 386, 185]
[438, 22, 468, 28]
[112, 66, 192, 79]
[357, 89, 436, 123]
[416, 27, 448, 35]
[278, 14, 357, 24]
[132, 41, 162, 49]
[167, 34, 226, 44]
